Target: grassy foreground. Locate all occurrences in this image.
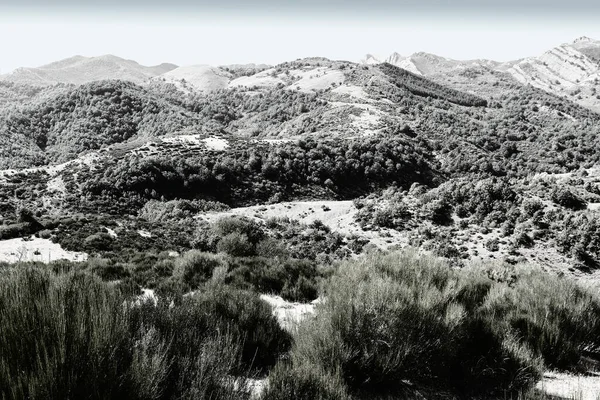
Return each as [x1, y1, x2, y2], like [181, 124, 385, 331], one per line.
[263, 250, 600, 399]
[2, 250, 600, 399]
[0, 267, 291, 400]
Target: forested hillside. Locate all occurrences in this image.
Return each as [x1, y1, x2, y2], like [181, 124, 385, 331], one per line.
[1, 55, 600, 273]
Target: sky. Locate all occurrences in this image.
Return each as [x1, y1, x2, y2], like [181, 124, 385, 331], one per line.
[0, 0, 599, 73]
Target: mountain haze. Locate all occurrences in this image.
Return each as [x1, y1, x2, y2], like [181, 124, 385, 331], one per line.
[0, 55, 178, 86]
[366, 37, 600, 112]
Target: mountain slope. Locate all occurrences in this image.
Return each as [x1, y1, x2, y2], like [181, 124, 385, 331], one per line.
[506, 37, 600, 112]
[365, 38, 600, 112]
[0, 80, 201, 167]
[154, 65, 232, 92]
[3, 55, 600, 173]
[3, 51, 600, 279]
[0, 55, 178, 86]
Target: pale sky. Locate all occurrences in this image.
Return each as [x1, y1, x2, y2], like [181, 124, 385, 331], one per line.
[0, 1, 599, 73]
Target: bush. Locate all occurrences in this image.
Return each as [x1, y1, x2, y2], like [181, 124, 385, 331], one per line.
[263, 362, 350, 400]
[225, 257, 321, 302]
[282, 251, 588, 398]
[515, 232, 534, 248]
[0, 266, 287, 399]
[0, 269, 133, 399]
[213, 216, 265, 245]
[217, 232, 255, 257]
[482, 268, 600, 370]
[551, 187, 586, 210]
[83, 232, 115, 252]
[173, 251, 223, 289]
[485, 238, 500, 252]
[92, 262, 131, 281]
[187, 287, 292, 372]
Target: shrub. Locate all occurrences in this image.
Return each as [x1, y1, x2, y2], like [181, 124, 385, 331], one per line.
[213, 216, 265, 245]
[83, 232, 115, 252]
[173, 251, 223, 289]
[423, 198, 453, 225]
[263, 362, 350, 400]
[551, 187, 586, 210]
[284, 251, 561, 398]
[225, 257, 321, 302]
[515, 232, 534, 248]
[0, 268, 133, 399]
[92, 262, 131, 281]
[188, 287, 293, 372]
[482, 269, 600, 370]
[0, 266, 285, 399]
[217, 232, 255, 257]
[485, 238, 500, 252]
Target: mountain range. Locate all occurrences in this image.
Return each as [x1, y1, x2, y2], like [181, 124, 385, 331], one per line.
[1, 37, 600, 170]
[362, 36, 600, 112]
[2, 37, 599, 111]
[1, 35, 600, 296]
[0, 55, 178, 86]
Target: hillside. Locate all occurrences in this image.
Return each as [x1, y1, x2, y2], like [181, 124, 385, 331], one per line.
[366, 37, 600, 113]
[153, 65, 232, 92]
[1, 44, 600, 272]
[0, 80, 202, 167]
[507, 37, 600, 112]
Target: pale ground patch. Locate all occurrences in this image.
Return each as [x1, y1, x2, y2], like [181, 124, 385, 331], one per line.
[328, 102, 379, 111]
[199, 200, 408, 250]
[537, 371, 600, 400]
[0, 151, 102, 181]
[161, 134, 202, 145]
[532, 166, 600, 185]
[260, 294, 320, 332]
[332, 84, 371, 100]
[0, 237, 88, 263]
[286, 67, 345, 92]
[203, 137, 229, 151]
[46, 175, 66, 193]
[349, 109, 382, 135]
[539, 104, 578, 123]
[160, 135, 229, 151]
[105, 227, 118, 238]
[157, 65, 230, 92]
[134, 288, 158, 307]
[588, 203, 600, 211]
[229, 68, 284, 89]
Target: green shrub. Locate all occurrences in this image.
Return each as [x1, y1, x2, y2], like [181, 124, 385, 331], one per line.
[189, 288, 293, 372]
[0, 268, 133, 399]
[217, 232, 255, 257]
[173, 251, 223, 289]
[482, 268, 600, 370]
[0, 266, 285, 400]
[213, 216, 265, 245]
[225, 257, 321, 302]
[551, 187, 586, 210]
[263, 362, 350, 400]
[92, 262, 131, 281]
[286, 251, 546, 398]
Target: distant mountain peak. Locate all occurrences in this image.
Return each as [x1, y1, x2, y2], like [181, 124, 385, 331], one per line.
[0, 55, 178, 86]
[573, 36, 598, 44]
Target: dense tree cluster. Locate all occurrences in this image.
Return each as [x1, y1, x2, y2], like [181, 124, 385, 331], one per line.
[0, 80, 202, 167]
[377, 63, 488, 107]
[75, 135, 439, 212]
